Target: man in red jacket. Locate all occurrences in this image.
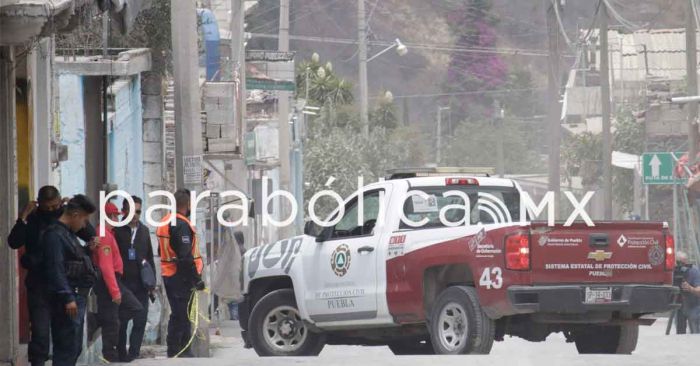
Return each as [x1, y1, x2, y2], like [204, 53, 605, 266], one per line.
[94, 202, 143, 362]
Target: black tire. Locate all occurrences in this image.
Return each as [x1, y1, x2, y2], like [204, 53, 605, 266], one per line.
[428, 286, 495, 355]
[387, 339, 434, 355]
[573, 324, 638, 354]
[248, 289, 325, 356]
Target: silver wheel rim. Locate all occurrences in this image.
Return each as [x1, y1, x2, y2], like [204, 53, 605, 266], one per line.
[437, 302, 469, 352]
[262, 305, 308, 353]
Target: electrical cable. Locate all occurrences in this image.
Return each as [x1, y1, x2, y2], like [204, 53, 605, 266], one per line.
[370, 87, 546, 100]
[247, 0, 344, 34]
[602, 0, 644, 31]
[550, 0, 574, 49]
[248, 32, 552, 57]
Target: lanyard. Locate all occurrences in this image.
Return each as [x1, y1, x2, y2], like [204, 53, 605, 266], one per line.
[130, 225, 138, 248]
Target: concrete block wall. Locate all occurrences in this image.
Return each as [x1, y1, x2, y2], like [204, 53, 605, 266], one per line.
[141, 72, 165, 196]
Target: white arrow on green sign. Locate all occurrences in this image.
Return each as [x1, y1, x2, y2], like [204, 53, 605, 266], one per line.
[642, 152, 687, 185]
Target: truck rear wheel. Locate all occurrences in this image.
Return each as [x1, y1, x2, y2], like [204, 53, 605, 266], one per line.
[428, 286, 495, 355]
[573, 324, 638, 354]
[248, 289, 325, 356]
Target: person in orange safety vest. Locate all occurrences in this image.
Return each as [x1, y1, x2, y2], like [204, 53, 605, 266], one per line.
[157, 189, 205, 357]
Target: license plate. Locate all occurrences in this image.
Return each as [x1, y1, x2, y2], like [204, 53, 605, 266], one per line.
[584, 287, 612, 304]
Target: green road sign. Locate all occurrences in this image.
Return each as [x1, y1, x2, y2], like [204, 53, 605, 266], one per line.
[246, 78, 296, 91]
[642, 152, 687, 185]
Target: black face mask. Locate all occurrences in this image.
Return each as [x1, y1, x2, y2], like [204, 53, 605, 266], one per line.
[37, 207, 63, 221]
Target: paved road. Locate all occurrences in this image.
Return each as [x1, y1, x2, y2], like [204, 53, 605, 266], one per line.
[132, 318, 700, 366]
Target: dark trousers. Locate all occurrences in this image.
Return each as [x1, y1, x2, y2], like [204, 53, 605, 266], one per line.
[677, 309, 688, 334]
[95, 278, 143, 359]
[117, 281, 149, 359]
[27, 285, 51, 366]
[164, 277, 193, 357]
[50, 293, 87, 366]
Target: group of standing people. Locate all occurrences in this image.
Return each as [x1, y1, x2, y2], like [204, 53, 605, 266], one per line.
[6, 186, 195, 366]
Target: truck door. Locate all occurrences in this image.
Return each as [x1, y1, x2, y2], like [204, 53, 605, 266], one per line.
[303, 188, 388, 325]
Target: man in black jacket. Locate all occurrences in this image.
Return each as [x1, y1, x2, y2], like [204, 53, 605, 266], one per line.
[41, 195, 98, 366]
[114, 196, 155, 361]
[6, 186, 96, 366]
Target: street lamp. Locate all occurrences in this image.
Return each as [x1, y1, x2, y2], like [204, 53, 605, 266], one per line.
[367, 38, 408, 62]
[360, 37, 408, 136]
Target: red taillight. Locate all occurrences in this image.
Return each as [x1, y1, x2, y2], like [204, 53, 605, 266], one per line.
[505, 232, 530, 270]
[665, 234, 675, 271]
[445, 177, 479, 186]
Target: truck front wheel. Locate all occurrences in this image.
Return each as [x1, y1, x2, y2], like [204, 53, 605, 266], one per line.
[248, 289, 325, 356]
[428, 286, 495, 355]
[573, 324, 638, 354]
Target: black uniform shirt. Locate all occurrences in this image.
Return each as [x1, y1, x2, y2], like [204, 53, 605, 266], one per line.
[41, 221, 90, 304]
[166, 217, 201, 295]
[7, 209, 95, 286]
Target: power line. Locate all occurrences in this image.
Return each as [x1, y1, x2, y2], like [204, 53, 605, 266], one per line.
[248, 32, 552, 57]
[602, 0, 644, 31]
[371, 87, 546, 100]
[551, 0, 574, 49]
[247, 0, 344, 33]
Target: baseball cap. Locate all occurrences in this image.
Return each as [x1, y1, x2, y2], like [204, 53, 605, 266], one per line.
[104, 202, 120, 216]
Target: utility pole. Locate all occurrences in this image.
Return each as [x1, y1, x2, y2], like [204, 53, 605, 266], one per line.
[545, 0, 562, 217]
[231, 0, 246, 149]
[436, 107, 442, 164]
[172, 0, 204, 192]
[494, 100, 505, 177]
[171, 0, 208, 355]
[278, 0, 293, 237]
[600, 2, 613, 220]
[358, 0, 369, 136]
[102, 2, 110, 190]
[687, 0, 698, 163]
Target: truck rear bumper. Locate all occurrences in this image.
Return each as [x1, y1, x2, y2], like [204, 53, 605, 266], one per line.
[507, 284, 680, 315]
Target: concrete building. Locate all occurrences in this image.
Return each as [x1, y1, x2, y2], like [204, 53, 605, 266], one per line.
[1, 2, 149, 364]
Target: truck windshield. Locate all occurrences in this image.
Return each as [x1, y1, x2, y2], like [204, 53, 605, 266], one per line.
[399, 186, 521, 230]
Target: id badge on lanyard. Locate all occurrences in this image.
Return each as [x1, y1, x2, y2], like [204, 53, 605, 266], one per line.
[128, 227, 137, 261]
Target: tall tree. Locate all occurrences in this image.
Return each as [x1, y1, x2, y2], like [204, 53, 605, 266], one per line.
[441, 0, 508, 120]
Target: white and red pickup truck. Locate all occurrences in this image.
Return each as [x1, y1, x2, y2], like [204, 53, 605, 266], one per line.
[238, 168, 679, 356]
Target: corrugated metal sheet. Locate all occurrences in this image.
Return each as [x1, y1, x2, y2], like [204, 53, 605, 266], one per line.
[594, 28, 699, 82]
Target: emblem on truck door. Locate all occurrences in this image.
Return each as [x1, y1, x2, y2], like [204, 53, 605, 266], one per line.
[587, 250, 613, 262]
[331, 244, 352, 277]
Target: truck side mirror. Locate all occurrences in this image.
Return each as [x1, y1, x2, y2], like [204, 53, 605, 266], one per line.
[315, 227, 332, 243]
[303, 221, 316, 236]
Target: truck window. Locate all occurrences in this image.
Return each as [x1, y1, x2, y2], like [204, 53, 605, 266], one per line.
[399, 186, 521, 230]
[330, 189, 384, 239]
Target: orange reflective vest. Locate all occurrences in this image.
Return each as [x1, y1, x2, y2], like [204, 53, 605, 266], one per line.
[157, 213, 203, 277]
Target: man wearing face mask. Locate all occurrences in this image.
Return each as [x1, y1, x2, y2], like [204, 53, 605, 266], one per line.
[156, 189, 205, 357]
[7, 186, 97, 366]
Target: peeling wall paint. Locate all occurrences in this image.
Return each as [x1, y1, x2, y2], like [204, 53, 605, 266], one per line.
[109, 76, 144, 202]
[58, 74, 86, 196]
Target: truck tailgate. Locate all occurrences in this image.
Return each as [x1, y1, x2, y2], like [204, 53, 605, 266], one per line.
[529, 222, 670, 285]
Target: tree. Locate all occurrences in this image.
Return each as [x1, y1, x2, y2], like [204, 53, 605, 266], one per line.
[56, 0, 173, 76]
[370, 91, 398, 130]
[296, 56, 354, 107]
[441, 0, 508, 121]
[561, 109, 645, 215]
[441, 118, 544, 173]
[303, 123, 430, 217]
